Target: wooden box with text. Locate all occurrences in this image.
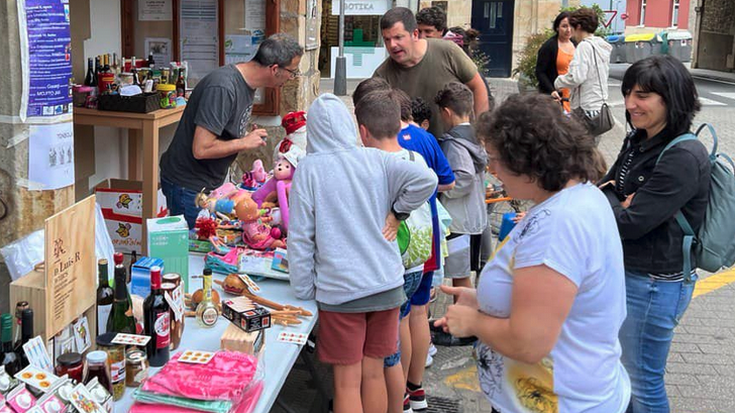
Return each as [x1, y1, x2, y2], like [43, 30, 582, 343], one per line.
[9, 196, 97, 343]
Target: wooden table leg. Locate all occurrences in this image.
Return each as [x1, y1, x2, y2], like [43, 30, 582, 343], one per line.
[128, 129, 141, 181]
[142, 120, 160, 255]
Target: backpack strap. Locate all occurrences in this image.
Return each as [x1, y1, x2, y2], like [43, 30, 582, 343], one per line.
[408, 150, 415, 162]
[655, 132, 698, 283]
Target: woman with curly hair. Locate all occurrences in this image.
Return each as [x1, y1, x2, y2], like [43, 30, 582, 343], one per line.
[435, 92, 630, 413]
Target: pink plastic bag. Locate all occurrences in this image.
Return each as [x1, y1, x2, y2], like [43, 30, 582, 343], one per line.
[142, 351, 260, 401]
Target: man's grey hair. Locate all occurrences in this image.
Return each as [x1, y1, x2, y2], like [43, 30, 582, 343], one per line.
[252, 33, 304, 68]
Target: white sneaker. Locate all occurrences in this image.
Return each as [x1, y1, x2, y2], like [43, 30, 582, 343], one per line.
[428, 343, 437, 357]
[425, 353, 433, 368]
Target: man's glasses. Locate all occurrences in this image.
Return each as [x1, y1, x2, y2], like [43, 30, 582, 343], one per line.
[278, 65, 301, 79]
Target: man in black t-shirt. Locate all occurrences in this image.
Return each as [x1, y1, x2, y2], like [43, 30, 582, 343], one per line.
[160, 34, 303, 228]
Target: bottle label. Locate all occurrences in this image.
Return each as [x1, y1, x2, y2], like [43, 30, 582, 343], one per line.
[111, 360, 126, 383]
[202, 308, 218, 326]
[154, 311, 170, 349]
[97, 304, 112, 335]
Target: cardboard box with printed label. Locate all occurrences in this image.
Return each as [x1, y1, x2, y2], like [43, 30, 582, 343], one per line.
[147, 215, 190, 293]
[95, 179, 168, 254]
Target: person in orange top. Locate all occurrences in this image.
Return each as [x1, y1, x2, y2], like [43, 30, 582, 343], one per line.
[535, 12, 577, 112]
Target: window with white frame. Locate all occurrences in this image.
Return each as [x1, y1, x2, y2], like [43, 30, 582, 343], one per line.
[640, 0, 647, 25]
[672, 0, 680, 27]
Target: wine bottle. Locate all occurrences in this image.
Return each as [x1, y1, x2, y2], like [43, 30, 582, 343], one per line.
[176, 68, 186, 97]
[106, 261, 136, 334]
[90, 57, 99, 87]
[144, 266, 170, 367]
[84, 58, 95, 86]
[113, 252, 133, 308]
[96, 259, 114, 336]
[17, 310, 33, 369]
[111, 52, 119, 75]
[196, 268, 219, 328]
[1, 314, 21, 376]
[12, 301, 28, 351]
[147, 53, 155, 70]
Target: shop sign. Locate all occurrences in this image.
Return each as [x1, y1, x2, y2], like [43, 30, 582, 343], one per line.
[332, 0, 391, 16]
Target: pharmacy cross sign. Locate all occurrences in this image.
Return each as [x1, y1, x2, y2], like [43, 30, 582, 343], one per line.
[603, 10, 618, 28]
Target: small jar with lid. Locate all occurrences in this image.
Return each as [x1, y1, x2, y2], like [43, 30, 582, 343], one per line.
[125, 348, 149, 388]
[95, 333, 126, 400]
[55, 352, 83, 383]
[157, 84, 176, 109]
[83, 351, 112, 395]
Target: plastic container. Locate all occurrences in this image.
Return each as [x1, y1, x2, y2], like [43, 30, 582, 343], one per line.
[157, 84, 177, 109]
[498, 212, 517, 242]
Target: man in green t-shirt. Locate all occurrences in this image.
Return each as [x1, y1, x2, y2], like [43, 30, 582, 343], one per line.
[373, 7, 490, 138]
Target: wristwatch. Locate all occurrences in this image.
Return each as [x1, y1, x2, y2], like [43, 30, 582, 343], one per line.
[391, 205, 410, 221]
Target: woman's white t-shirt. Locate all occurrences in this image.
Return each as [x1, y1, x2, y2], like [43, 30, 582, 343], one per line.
[476, 183, 630, 413]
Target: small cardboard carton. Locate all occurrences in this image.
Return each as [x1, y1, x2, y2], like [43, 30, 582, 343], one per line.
[147, 216, 190, 293]
[130, 256, 165, 298]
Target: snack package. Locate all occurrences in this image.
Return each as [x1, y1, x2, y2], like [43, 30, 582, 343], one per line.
[6, 384, 37, 412]
[36, 392, 68, 413]
[85, 378, 112, 413]
[15, 366, 59, 393]
[68, 383, 105, 413]
[0, 366, 19, 396]
[48, 377, 75, 409]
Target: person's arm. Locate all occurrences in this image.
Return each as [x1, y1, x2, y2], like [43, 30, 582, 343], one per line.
[441, 142, 474, 198]
[385, 154, 438, 215]
[554, 42, 590, 90]
[605, 147, 704, 240]
[192, 126, 267, 160]
[438, 265, 577, 364]
[466, 73, 490, 115]
[438, 182, 455, 192]
[535, 39, 555, 94]
[287, 170, 317, 300]
[429, 136, 456, 192]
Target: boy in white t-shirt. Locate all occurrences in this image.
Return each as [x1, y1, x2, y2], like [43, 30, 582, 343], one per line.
[356, 89, 436, 413]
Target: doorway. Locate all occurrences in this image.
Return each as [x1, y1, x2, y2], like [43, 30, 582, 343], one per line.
[471, 0, 514, 77]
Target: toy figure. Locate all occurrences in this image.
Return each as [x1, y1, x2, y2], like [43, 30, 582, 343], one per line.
[242, 159, 268, 190]
[251, 145, 304, 232]
[235, 192, 286, 250]
[272, 111, 307, 167]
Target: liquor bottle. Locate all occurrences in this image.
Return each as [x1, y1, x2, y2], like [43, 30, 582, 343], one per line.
[96, 259, 114, 336]
[106, 260, 136, 334]
[1, 314, 21, 376]
[111, 53, 119, 75]
[84, 58, 95, 86]
[196, 268, 219, 328]
[17, 309, 32, 369]
[144, 266, 170, 367]
[147, 53, 155, 70]
[176, 68, 186, 98]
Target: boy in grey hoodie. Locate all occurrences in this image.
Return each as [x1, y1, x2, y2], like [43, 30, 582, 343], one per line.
[288, 93, 437, 413]
[436, 82, 488, 294]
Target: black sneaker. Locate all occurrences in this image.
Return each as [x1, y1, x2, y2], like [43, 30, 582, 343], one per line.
[431, 329, 477, 347]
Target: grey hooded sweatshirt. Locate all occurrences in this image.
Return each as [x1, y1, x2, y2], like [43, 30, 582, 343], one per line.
[288, 94, 438, 307]
[439, 124, 488, 235]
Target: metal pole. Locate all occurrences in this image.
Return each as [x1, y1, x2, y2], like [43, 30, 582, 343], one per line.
[334, 0, 347, 96]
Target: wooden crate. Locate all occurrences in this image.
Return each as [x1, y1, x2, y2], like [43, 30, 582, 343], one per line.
[9, 196, 97, 345]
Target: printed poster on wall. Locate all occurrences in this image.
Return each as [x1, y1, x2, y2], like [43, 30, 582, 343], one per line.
[28, 122, 75, 190]
[22, 0, 74, 119]
[139, 0, 173, 21]
[306, 0, 319, 50]
[179, 0, 219, 87]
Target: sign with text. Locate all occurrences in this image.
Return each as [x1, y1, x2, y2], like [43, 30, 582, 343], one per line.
[332, 0, 390, 15]
[44, 196, 96, 337]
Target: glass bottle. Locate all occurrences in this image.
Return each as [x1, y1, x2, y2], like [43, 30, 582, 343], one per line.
[84, 58, 95, 86]
[96, 259, 114, 336]
[13, 301, 29, 351]
[144, 266, 170, 367]
[175, 68, 186, 98]
[106, 261, 136, 334]
[114, 252, 133, 312]
[84, 351, 112, 394]
[17, 309, 32, 369]
[196, 268, 219, 328]
[1, 314, 21, 376]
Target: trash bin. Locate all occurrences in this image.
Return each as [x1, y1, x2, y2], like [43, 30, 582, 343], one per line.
[607, 35, 626, 63]
[624, 33, 663, 63]
[663, 31, 693, 62]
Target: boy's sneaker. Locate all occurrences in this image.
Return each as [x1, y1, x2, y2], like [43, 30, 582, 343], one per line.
[425, 353, 433, 368]
[428, 343, 438, 357]
[406, 385, 428, 411]
[403, 394, 414, 413]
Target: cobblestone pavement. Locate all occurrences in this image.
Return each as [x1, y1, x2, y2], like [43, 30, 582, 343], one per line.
[273, 73, 735, 413]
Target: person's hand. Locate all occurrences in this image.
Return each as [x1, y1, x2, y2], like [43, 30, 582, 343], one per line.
[433, 304, 480, 338]
[382, 213, 400, 242]
[439, 285, 479, 309]
[240, 128, 268, 150]
[622, 193, 635, 209]
[551, 91, 561, 101]
[598, 180, 615, 190]
[512, 212, 526, 223]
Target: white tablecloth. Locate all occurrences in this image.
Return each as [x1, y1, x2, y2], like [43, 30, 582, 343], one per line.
[115, 253, 318, 412]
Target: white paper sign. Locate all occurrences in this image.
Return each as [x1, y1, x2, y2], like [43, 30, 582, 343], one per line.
[28, 122, 74, 190]
[139, 0, 172, 21]
[245, 0, 266, 31]
[180, 0, 219, 86]
[332, 0, 391, 15]
[145, 37, 172, 67]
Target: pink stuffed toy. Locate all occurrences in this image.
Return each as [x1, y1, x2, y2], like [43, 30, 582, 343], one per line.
[242, 159, 268, 190]
[252, 145, 304, 232]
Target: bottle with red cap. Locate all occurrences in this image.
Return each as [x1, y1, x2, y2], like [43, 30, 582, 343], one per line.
[144, 266, 170, 367]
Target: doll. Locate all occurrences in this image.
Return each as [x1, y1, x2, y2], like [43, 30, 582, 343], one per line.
[251, 145, 304, 232]
[272, 111, 307, 167]
[235, 192, 286, 250]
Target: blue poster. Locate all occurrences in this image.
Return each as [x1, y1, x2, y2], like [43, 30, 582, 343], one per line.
[24, 0, 73, 117]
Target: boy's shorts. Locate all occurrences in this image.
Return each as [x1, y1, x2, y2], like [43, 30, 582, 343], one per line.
[318, 307, 400, 365]
[409, 271, 434, 307]
[444, 233, 483, 279]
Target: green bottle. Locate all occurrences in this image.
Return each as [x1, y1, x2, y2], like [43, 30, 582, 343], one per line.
[106, 266, 136, 334]
[1, 314, 21, 376]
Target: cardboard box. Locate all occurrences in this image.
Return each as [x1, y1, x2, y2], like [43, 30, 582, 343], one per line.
[95, 179, 168, 254]
[221, 297, 271, 333]
[130, 256, 165, 298]
[147, 215, 190, 293]
[220, 323, 264, 357]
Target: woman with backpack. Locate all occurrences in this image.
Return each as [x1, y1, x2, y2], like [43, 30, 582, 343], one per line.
[599, 55, 711, 413]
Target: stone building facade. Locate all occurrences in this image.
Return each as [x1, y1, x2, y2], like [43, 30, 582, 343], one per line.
[691, 0, 735, 71]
